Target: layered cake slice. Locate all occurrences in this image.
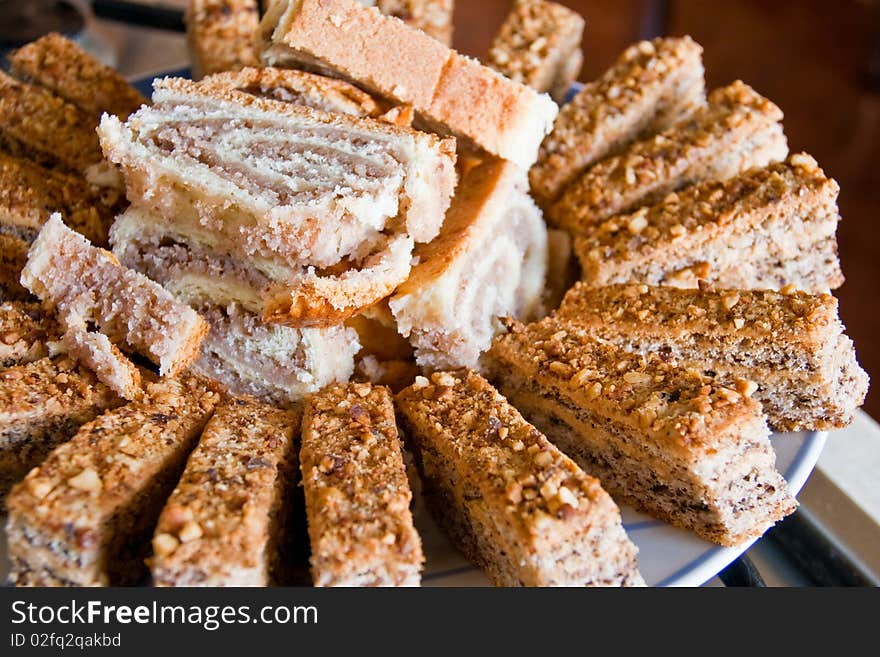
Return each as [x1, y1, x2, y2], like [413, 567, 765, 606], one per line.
[572, 153, 843, 293]
[485, 318, 797, 546]
[555, 282, 869, 431]
[150, 397, 301, 586]
[389, 158, 547, 369]
[300, 382, 423, 586]
[548, 80, 788, 231]
[5, 374, 221, 586]
[396, 369, 644, 586]
[530, 35, 705, 207]
[486, 0, 586, 103]
[0, 356, 121, 499]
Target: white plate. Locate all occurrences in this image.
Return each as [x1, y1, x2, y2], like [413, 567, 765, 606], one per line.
[0, 74, 827, 588]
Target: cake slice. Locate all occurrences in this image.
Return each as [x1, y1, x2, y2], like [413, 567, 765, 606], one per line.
[555, 282, 869, 432]
[150, 397, 301, 586]
[189, 302, 360, 406]
[101, 75, 456, 267]
[259, 0, 557, 168]
[8, 33, 146, 119]
[0, 152, 111, 245]
[300, 382, 423, 586]
[5, 374, 221, 586]
[548, 80, 788, 232]
[389, 158, 547, 369]
[0, 235, 30, 302]
[185, 0, 261, 79]
[529, 36, 705, 207]
[486, 0, 585, 103]
[0, 302, 58, 367]
[21, 214, 208, 395]
[396, 369, 644, 586]
[485, 318, 797, 546]
[0, 71, 104, 174]
[572, 153, 844, 293]
[0, 356, 121, 499]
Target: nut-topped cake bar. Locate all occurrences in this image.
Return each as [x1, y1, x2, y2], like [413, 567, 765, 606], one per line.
[150, 397, 301, 586]
[572, 153, 843, 293]
[556, 282, 868, 431]
[300, 381, 423, 586]
[485, 318, 797, 546]
[396, 369, 644, 586]
[530, 35, 705, 206]
[5, 374, 221, 586]
[548, 80, 787, 232]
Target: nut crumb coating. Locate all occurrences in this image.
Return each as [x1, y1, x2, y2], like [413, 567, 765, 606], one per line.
[186, 0, 261, 79]
[300, 382, 423, 586]
[0, 301, 59, 368]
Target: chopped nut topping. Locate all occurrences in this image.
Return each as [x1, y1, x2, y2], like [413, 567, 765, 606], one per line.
[722, 293, 740, 310]
[178, 521, 203, 543]
[735, 379, 759, 398]
[152, 533, 179, 557]
[534, 451, 553, 468]
[68, 468, 102, 493]
[623, 371, 652, 385]
[412, 375, 430, 390]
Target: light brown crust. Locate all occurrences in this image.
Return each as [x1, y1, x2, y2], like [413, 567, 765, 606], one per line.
[20, 214, 209, 380]
[486, 0, 585, 102]
[6, 374, 221, 586]
[0, 71, 103, 174]
[300, 382, 423, 586]
[0, 152, 111, 245]
[395, 369, 643, 586]
[548, 80, 787, 232]
[9, 33, 146, 119]
[259, 0, 557, 168]
[572, 153, 843, 293]
[484, 318, 797, 545]
[0, 356, 121, 499]
[186, 0, 261, 80]
[150, 397, 301, 586]
[530, 36, 705, 206]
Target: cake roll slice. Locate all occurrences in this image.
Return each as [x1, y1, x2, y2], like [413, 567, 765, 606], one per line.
[0, 302, 58, 367]
[556, 283, 869, 432]
[0, 71, 103, 174]
[190, 302, 360, 406]
[259, 0, 557, 168]
[5, 374, 221, 586]
[572, 154, 844, 293]
[99, 76, 457, 268]
[389, 159, 547, 369]
[150, 397, 301, 586]
[0, 235, 30, 302]
[485, 318, 797, 546]
[21, 214, 208, 390]
[186, 0, 261, 79]
[530, 36, 705, 207]
[8, 33, 146, 119]
[396, 370, 644, 586]
[0, 153, 111, 245]
[300, 382, 423, 586]
[548, 80, 788, 232]
[0, 356, 120, 499]
[486, 0, 585, 103]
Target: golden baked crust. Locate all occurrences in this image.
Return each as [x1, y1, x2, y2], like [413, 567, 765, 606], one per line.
[530, 36, 705, 206]
[0, 71, 103, 174]
[0, 356, 121, 499]
[150, 397, 301, 586]
[186, 0, 261, 80]
[486, 0, 585, 102]
[548, 80, 787, 232]
[572, 153, 843, 293]
[9, 33, 146, 119]
[6, 374, 221, 586]
[300, 382, 423, 586]
[484, 318, 797, 546]
[396, 369, 644, 586]
[259, 0, 557, 168]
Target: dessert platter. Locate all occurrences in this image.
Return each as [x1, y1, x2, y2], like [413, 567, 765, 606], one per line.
[0, 0, 869, 587]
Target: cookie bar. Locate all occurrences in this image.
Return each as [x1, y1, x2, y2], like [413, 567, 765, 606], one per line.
[300, 382, 423, 586]
[185, 0, 261, 79]
[396, 369, 644, 586]
[485, 318, 797, 546]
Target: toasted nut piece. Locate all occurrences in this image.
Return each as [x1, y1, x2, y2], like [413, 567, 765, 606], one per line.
[152, 533, 179, 557]
[68, 468, 102, 492]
